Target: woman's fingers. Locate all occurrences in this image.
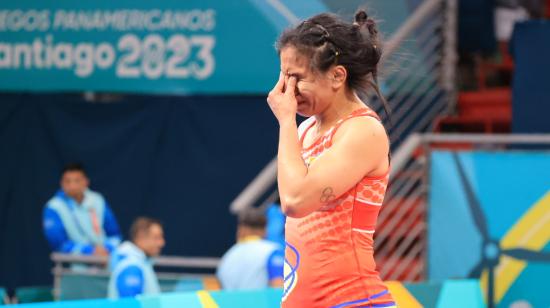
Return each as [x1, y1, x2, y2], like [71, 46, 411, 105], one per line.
[285, 76, 297, 97]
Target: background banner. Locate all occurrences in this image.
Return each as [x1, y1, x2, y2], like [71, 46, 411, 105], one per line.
[429, 151, 550, 307]
[0, 0, 327, 93]
[0, 0, 417, 94]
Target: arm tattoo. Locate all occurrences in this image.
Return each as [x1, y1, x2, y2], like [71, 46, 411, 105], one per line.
[320, 187, 336, 203]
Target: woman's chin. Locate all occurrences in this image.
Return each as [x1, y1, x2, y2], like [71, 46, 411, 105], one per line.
[297, 110, 313, 117]
[296, 104, 313, 117]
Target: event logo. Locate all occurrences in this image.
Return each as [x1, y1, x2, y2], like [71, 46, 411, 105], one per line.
[0, 9, 215, 79]
[282, 242, 300, 302]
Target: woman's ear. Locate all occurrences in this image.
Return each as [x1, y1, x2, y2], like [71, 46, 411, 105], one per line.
[330, 65, 347, 90]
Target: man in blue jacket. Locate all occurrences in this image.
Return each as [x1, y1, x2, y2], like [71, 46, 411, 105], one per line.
[42, 163, 121, 256]
[108, 217, 165, 298]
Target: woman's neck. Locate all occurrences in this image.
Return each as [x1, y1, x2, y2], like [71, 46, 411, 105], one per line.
[314, 91, 364, 131]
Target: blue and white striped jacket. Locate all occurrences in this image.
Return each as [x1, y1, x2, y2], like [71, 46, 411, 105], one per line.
[43, 189, 121, 255]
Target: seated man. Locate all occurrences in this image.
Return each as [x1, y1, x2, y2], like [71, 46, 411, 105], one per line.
[108, 217, 165, 298]
[217, 208, 284, 290]
[43, 163, 121, 256]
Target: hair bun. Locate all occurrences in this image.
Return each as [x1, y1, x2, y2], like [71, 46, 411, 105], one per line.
[366, 19, 377, 36]
[354, 11, 368, 26]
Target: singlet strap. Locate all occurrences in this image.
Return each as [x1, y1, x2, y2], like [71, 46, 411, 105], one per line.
[327, 108, 381, 143]
[299, 118, 317, 148]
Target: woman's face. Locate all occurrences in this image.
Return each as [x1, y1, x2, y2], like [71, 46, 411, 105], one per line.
[280, 46, 335, 117]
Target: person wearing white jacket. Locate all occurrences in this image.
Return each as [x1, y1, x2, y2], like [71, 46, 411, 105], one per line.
[108, 217, 165, 298]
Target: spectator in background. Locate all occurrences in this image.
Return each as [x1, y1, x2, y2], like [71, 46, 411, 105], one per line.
[217, 208, 284, 290]
[265, 203, 285, 248]
[43, 163, 121, 256]
[495, 0, 547, 42]
[108, 217, 165, 298]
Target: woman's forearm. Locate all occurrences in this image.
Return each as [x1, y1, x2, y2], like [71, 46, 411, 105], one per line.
[277, 120, 309, 216]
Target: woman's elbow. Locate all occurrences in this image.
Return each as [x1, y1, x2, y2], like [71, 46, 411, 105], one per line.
[280, 196, 312, 218]
[281, 203, 299, 218]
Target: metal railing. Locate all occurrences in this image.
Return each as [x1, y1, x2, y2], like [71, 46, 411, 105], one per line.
[51, 253, 220, 300]
[376, 0, 457, 142]
[375, 133, 550, 281]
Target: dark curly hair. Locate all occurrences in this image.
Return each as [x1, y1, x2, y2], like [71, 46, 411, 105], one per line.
[276, 10, 390, 120]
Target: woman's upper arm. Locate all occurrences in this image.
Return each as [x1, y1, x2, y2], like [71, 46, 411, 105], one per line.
[287, 117, 388, 217]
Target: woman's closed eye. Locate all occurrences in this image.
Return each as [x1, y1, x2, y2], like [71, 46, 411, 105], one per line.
[287, 72, 304, 80]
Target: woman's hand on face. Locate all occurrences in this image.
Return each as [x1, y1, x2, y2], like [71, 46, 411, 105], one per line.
[267, 72, 298, 124]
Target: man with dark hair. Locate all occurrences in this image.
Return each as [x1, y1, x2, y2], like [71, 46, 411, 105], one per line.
[108, 217, 165, 298]
[42, 163, 121, 256]
[217, 208, 284, 290]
